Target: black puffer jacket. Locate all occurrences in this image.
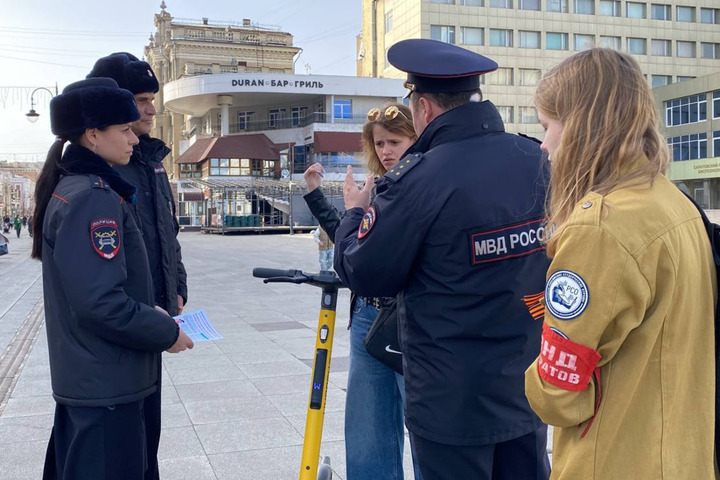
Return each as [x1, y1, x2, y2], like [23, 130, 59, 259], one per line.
[116, 135, 187, 316]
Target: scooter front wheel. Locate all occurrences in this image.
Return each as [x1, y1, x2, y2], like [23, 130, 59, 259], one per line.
[317, 456, 332, 480]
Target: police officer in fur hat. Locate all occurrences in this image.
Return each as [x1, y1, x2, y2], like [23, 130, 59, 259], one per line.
[31, 78, 194, 480]
[87, 53, 188, 479]
[334, 39, 551, 479]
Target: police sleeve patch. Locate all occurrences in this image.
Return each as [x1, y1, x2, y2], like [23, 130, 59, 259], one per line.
[90, 218, 121, 260]
[545, 270, 589, 320]
[358, 206, 376, 239]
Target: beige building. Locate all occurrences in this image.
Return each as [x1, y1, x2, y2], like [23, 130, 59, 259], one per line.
[654, 72, 720, 219]
[359, 0, 720, 137]
[144, 1, 300, 177]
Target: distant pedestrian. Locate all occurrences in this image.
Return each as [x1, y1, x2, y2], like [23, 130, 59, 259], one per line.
[27, 215, 33, 237]
[313, 227, 334, 271]
[22, 215, 27, 227]
[13, 215, 21, 238]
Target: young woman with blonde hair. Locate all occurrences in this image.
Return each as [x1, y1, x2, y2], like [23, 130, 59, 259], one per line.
[303, 102, 421, 479]
[525, 48, 718, 479]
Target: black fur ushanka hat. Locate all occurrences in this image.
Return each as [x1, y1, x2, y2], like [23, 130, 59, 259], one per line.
[87, 52, 159, 95]
[50, 78, 140, 138]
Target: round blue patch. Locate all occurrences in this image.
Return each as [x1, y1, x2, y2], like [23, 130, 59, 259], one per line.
[545, 270, 589, 321]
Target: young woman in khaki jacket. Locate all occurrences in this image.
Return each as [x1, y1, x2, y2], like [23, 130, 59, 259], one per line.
[525, 48, 718, 480]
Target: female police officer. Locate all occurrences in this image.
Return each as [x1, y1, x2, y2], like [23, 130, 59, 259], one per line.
[31, 78, 193, 480]
[525, 49, 717, 479]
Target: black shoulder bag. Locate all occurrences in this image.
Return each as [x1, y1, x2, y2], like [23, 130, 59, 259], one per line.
[363, 298, 403, 375]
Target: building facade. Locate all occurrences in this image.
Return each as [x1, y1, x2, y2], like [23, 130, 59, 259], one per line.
[358, 0, 720, 137]
[161, 72, 404, 229]
[655, 73, 720, 220]
[144, 2, 300, 177]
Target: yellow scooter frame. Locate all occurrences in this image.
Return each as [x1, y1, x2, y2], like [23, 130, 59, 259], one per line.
[253, 268, 343, 480]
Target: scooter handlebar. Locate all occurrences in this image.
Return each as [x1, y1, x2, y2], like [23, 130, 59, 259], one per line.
[252, 268, 300, 279]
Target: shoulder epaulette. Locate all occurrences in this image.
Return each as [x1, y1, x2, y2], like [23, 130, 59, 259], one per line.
[518, 132, 542, 144]
[89, 175, 110, 190]
[384, 153, 424, 183]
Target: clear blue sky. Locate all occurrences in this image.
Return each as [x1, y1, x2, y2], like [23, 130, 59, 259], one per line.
[0, 0, 361, 161]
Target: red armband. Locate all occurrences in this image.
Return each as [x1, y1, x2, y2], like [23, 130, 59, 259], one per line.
[537, 322, 601, 392]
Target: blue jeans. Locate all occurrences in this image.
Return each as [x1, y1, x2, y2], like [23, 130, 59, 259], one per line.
[345, 297, 421, 480]
[319, 249, 334, 271]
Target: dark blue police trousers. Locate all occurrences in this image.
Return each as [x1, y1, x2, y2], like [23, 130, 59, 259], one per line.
[43, 398, 150, 480]
[410, 426, 551, 480]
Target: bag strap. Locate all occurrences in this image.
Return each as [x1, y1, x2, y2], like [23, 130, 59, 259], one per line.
[682, 192, 720, 466]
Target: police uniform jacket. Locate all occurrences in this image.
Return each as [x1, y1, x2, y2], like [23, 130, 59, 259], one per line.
[116, 134, 187, 316]
[42, 143, 180, 407]
[304, 184, 391, 326]
[525, 165, 718, 480]
[334, 101, 549, 445]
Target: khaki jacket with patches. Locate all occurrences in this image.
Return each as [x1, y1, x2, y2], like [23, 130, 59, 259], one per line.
[525, 174, 718, 480]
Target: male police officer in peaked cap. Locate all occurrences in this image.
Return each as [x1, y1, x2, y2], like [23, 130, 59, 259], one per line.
[334, 39, 551, 479]
[87, 52, 188, 480]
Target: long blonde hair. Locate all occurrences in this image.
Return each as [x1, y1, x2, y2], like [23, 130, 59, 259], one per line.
[361, 102, 416, 177]
[535, 48, 670, 255]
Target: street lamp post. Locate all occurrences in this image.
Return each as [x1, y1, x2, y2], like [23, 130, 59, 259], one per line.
[25, 86, 58, 123]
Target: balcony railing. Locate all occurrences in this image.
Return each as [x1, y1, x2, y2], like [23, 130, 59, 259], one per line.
[195, 112, 367, 137]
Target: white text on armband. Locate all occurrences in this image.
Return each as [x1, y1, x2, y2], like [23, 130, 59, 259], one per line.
[470, 218, 546, 264]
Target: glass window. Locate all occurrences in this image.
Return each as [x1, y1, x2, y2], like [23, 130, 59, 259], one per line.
[490, 0, 512, 7]
[599, 0, 621, 17]
[268, 108, 287, 128]
[668, 134, 708, 161]
[599, 36, 621, 50]
[431, 25, 456, 44]
[574, 34, 595, 51]
[237, 111, 255, 131]
[714, 131, 720, 157]
[519, 107, 539, 124]
[291, 106, 308, 127]
[677, 41, 696, 58]
[677, 6, 695, 23]
[333, 100, 352, 119]
[652, 75, 671, 88]
[702, 43, 720, 60]
[627, 37, 647, 55]
[384, 11, 392, 32]
[460, 0, 484, 5]
[713, 91, 720, 119]
[519, 0, 540, 10]
[486, 67, 513, 85]
[651, 39, 671, 56]
[665, 94, 707, 125]
[701, 8, 719, 24]
[519, 31, 541, 49]
[460, 27, 484, 45]
[431, 0, 455, 3]
[677, 76, 695, 83]
[626, 2, 646, 18]
[489, 29, 513, 47]
[547, 0, 568, 12]
[574, 0, 594, 15]
[651, 4, 671, 20]
[546, 32, 569, 50]
[497, 106, 514, 124]
[519, 69, 541, 86]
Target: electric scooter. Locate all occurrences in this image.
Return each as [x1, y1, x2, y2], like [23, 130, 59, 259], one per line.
[253, 267, 344, 480]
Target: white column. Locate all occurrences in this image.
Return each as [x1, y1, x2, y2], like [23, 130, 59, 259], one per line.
[217, 95, 233, 136]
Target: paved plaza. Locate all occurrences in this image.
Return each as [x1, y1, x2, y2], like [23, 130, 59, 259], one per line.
[0, 230, 553, 479]
[0, 230, 423, 479]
